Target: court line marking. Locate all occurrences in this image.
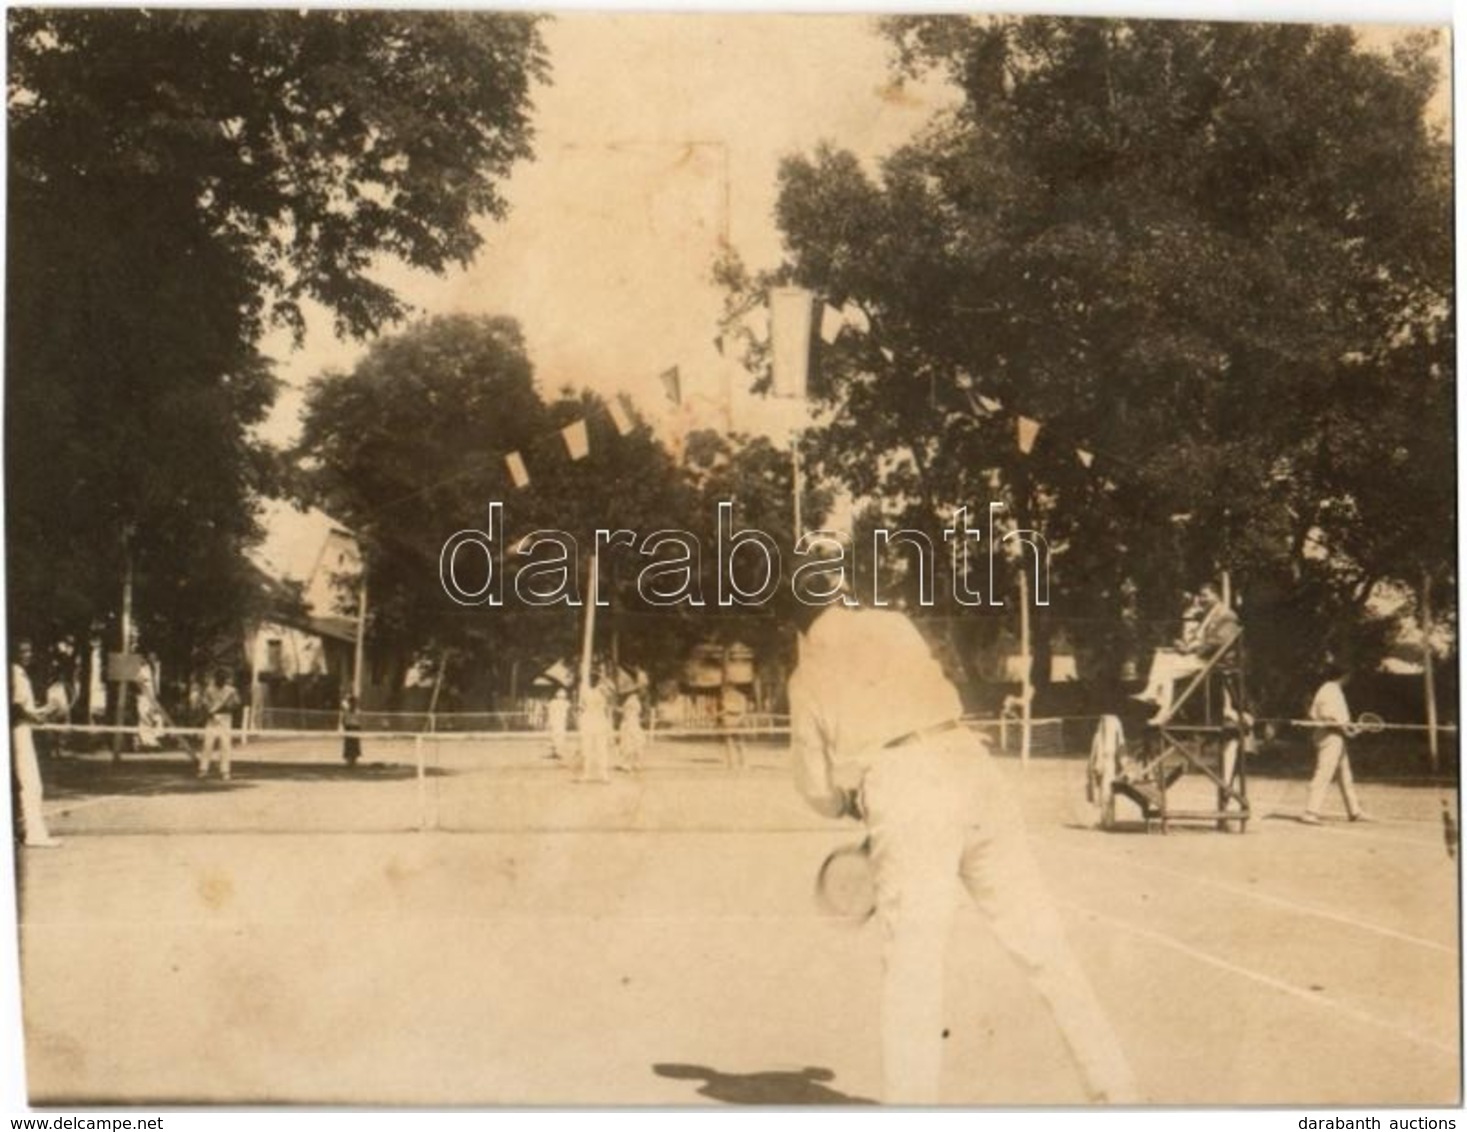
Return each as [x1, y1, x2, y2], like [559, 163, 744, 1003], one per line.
[1041, 838, 1456, 955]
[1063, 900, 1458, 1058]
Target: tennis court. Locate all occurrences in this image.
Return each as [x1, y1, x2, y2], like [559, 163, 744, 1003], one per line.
[12, 727, 1461, 1106]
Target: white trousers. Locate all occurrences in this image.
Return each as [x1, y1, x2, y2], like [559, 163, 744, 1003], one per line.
[201, 719, 232, 777]
[12, 723, 52, 843]
[579, 731, 610, 782]
[1305, 734, 1361, 818]
[1142, 649, 1204, 707]
[862, 736, 1137, 1105]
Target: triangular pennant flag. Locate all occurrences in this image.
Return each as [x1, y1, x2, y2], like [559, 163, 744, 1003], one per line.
[1077, 448, 1095, 469]
[841, 301, 870, 335]
[608, 396, 634, 437]
[977, 394, 1003, 414]
[1017, 415, 1041, 455]
[820, 303, 844, 345]
[505, 452, 530, 489]
[562, 419, 590, 461]
[712, 334, 725, 357]
[880, 346, 895, 363]
[659, 366, 682, 407]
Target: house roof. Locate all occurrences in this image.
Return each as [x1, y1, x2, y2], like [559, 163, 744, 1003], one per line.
[247, 500, 359, 643]
[250, 500, 355, 586]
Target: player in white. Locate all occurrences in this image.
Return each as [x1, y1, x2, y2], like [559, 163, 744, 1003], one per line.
[576, 675, 612, 784]
[199, 668, 240, 780]
[617, 690, 646, 772]
[1300, 662, 1370, 825]
[546, 687, 571, 761]
[790, 601, 1136, 1105]
[11, 640, 60, 847]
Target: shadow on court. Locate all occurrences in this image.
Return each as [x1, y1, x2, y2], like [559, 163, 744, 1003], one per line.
[40, 754, 431, 801]
[652, 1062, 876, 1105]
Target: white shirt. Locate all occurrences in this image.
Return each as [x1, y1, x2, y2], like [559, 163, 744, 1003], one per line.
[10, 663, 37, 720]
[1309, 679, 1351, 742]
[789, 605, 964, 818]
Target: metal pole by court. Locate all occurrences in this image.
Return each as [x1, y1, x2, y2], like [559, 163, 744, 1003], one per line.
[1422, 572, 1440, 772]
[352, 567, 368, 703]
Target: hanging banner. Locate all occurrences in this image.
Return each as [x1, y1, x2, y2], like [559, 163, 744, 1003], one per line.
[1017, 415, 1041, 454]
[608, 396, 634, 437]
[820, 303, 844, 345]
[659, 366, 682, 406]
[562, 420, 590, 461]
[506, 451, 530, 488]
[769, 286, 814, 399]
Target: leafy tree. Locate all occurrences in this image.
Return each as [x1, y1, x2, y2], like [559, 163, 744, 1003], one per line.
[299, 314, 694, 704]
[6, 10, 548, 673]
[734, 17, 1451, 709]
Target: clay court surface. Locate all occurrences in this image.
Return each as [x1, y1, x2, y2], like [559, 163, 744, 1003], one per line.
[10, 732, 1462, 1107]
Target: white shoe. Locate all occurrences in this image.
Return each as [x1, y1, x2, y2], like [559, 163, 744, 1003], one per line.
[1299, 812, 1322, 826]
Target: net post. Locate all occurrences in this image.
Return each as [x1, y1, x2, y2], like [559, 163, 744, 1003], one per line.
[415, 734, 427, 832]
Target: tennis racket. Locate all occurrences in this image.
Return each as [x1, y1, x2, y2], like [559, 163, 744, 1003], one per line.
[1293, 712, 1387, 737]
[1351, 711, 1386, 736]
[815, 837, 876, 920]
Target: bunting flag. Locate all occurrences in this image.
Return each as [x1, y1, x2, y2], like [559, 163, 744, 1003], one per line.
[842, 301, 870, 335]
[1017, 415, 1041, 455]
[608, 395, 634, 437]
[879, 346, 895, 363]
[977, 394, 1003, 414]
[712, 333, 725, 357]
[505, 451, 530, 489]
[1076, 448, 1095, 469]
[562, 419, 590, 461]
[542, 660, 575, 688]
[660, 365, 682, 407]
[769, 287, 814, 399]
[820, 303, 845, 345]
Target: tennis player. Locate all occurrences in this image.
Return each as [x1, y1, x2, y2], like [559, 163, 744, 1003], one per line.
[199, 668, 240, 780]
[10, 639, 60, 847]
[1300, 662, 1371, 825]
[788, 598, 1137, 1105]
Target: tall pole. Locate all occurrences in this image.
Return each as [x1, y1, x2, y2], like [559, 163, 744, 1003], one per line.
[579, 541, 600, 706]
[791, 435, 804, 545]
[111, 528, 134, 763]
[1019, 563, 1032, 768]
[352, 567, 369, 703]
[1422, 572, 1440, 772]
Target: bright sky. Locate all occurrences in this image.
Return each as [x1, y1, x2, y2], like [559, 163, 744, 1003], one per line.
[258, 9, 1452, 453]
[260, 13, 955, 446]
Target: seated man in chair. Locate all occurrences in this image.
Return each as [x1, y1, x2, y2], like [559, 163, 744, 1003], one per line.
[1132, 582, 1239, 725]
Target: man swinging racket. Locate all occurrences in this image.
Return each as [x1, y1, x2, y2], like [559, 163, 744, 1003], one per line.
[789, 593, 1138, 1106]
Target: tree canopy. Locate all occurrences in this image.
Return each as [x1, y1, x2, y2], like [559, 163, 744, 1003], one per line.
[729, 17, 1452, 707]
[299, 314, 698, 701]
[6, 10, 548, 667]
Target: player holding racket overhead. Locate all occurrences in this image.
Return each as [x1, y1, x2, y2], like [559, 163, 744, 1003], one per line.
[788, 587, 1137, 1105]
[1299, 661, 1372, 826]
